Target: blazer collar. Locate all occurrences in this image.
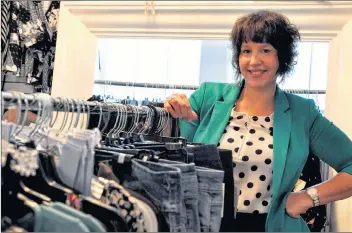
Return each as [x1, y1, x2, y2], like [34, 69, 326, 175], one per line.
[220, 81, 290, 111]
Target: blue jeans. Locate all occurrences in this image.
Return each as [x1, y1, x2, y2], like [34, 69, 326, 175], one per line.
[196, 166, 224, 232]
[161, 148, 195, 164]
[123, 159, 186, 232]
[159, 159, 200, 232]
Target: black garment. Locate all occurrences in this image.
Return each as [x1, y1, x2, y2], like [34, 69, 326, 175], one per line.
[96, 177, 146, 232]
[97, 162, 169, 232]
[229, 213, 267, 232]
[186, 144, 224, 171]
[218, 149, 235, 232]
[298, 153, 327, 232]
[7, 213, 35, 232]
[125, 188, 170, 232]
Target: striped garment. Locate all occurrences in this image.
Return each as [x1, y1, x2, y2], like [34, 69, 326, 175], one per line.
[1, 1, 11, 65]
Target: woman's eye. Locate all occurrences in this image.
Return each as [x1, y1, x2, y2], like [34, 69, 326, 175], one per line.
[263, 49, 271, 53]
[241, 50, 250, 54]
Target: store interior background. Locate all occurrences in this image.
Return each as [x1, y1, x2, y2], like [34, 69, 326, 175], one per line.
[48, 1, 352, 231]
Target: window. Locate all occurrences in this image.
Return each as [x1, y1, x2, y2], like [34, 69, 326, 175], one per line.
[94, 38, 329, 110]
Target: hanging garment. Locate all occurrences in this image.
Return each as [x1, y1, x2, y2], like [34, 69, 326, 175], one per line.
[158, 160, 201, 232]
[134, 198, 158, 232]
[97, 162, 170, 232]
[295, 153, 327, 232]
[2, 1, 60, 94]
[93, 177, 147, 232]
[50, 202, 106, 232]
[123, 159, 185, 232]
[218, 149, 236, 232]
[34, 205, 90, 232]
[1, 1, 11, 65]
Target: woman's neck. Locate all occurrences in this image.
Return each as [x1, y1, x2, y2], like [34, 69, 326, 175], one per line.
[235, 82, 276, 116]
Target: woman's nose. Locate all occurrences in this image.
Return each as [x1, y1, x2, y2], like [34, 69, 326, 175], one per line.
[249, 53, 262, 66]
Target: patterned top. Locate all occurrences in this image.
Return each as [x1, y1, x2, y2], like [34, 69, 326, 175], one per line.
[218, 108, 274, 214]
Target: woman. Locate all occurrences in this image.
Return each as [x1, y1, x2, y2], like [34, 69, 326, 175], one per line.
[164, 10, 352, 232]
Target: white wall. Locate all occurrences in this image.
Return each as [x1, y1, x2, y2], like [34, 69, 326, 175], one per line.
[325, 16, 352, 232]
[51, 5, 98, 100]
[51, 5, 98, 129]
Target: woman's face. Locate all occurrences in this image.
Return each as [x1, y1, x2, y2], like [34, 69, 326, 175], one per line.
[239, 41, 279, 89]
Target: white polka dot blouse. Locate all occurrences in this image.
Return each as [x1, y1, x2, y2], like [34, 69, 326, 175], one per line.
[218, 108, 274, 214]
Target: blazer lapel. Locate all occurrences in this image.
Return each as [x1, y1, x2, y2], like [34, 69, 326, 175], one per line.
[272, 87, 292, 197]
[200, 84, 241, 144]
[198, 84, 292, 198]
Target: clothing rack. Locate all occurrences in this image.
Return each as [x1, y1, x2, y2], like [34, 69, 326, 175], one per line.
[94, 80, 327, 94]
[1, 92, 166, 116]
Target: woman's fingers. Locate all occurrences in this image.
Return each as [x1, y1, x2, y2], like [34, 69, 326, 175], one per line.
[164, 94, 198, 122]
[179, 94, 191, 121]
[169, 95, 182, 118]
[164, 101, 178, 118]
[179, 94, 196, 121]
[190, 111, 198, 120]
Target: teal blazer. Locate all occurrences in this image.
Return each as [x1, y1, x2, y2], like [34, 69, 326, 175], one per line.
[179, 82, 352, 232]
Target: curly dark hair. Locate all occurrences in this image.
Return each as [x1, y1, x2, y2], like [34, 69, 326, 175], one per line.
[230, 10, 301, 83]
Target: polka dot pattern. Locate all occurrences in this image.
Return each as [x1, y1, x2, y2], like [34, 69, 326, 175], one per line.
[218, 109, 274, 214]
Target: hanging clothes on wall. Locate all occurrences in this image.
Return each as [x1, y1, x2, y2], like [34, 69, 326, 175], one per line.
[1, 1, 60, 94]
[1, 1, 11, 64]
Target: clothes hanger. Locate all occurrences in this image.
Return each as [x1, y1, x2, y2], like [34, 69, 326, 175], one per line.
[117, 104, 140, 144]
[72, 99, 81, 129]
[82, 100, 90, 130]
[16, 95, 78, 200]
[104, 104, 121, 145]
[96, 101, 103, 130]
[9, 93, 27, 143]
[100, 103, 113, 137]
[88, 101, 103, 130]
[113, 104, 128, 140]
[49, 98, 62, 129]
[1, 141, 63, 222]
[64, 98, 76, 135]
[55, 97, 69, 137]
[106, 104, 121, 139]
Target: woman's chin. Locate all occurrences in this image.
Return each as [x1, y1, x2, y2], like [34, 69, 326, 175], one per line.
[244, 78, 269, 88]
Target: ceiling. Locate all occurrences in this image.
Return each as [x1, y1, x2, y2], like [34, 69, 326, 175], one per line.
[63, 1, 352, 40]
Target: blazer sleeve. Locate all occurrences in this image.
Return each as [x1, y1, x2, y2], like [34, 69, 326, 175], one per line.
[309, 99, 352, 175]
[179, 82, 207, 142]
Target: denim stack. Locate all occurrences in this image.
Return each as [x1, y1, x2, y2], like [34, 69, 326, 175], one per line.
[123, 158, 224, 232]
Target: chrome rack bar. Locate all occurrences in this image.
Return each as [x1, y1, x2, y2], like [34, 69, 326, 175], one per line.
[1, 92, 164, 115]
[94, 80, 326, 94]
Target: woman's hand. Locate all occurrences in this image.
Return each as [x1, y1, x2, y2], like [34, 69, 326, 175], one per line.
[285, 191, 313, 218]
[164, 94, 198, 122]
